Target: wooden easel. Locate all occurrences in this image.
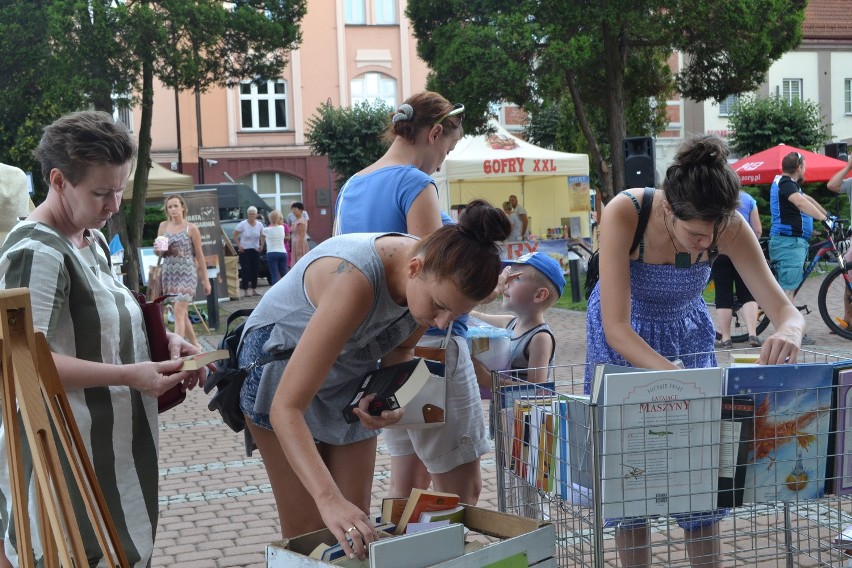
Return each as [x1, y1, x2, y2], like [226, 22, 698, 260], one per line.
[0, 288, 128, 567]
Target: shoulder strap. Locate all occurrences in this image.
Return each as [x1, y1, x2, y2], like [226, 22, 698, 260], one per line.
[629, 187, 655, 256]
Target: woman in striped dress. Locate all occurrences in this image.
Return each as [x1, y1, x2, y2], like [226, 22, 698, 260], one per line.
[157, 195, 211, 348]
[0, 111, 205, 568]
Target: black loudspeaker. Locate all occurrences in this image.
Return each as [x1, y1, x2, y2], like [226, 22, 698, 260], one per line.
[826, 142, 849, 162]
[623, 136, 656, 188]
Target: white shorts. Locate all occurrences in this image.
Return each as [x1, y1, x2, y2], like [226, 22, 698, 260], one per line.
[383, 335, 490, 474]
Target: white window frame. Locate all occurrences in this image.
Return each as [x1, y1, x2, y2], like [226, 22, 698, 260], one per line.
[845, 78, 851, 115]
[718, 94, 738, 117]
[239, 80, 288, 131]
[112, 94, 133, 132]
[781, 78, 802, 103]
[344, 0, 366, 24]
[238, 172, 302, 213]
[350, 72, 397, 108]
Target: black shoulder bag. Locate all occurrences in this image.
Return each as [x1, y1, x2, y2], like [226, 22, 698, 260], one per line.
[204, 309, 293, 433]
[584, 187, 655, 300]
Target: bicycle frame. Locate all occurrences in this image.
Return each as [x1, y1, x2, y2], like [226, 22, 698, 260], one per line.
[792, 225, 852, 299]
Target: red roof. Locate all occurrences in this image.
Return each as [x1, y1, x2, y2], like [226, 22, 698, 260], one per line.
[803, 0, 852, 41]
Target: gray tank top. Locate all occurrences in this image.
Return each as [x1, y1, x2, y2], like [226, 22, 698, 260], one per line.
[243, 232, 420, 444]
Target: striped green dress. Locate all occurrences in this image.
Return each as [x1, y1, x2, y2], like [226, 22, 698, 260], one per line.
[0, 222, 158, 567]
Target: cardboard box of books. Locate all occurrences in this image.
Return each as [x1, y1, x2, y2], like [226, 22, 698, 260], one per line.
[266, 505, 555, 567]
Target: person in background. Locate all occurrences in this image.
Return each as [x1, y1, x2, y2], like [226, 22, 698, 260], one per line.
[509, 194, 528, 238]
[0, 110, 204, 567]
[768, 151, 829, 346]
[0, 163, 33, 246]
[233, 205, 264, 297]
[263, 209, 289, 285]
[585, 135, 804, 568]
[333, 92, 487, 506]
[711, 190, 763, 348]
[156, 194, 211, 349]
[502, 201, 522, 242]
[827, 153, 852, 218]
[238, 201, 510, 560]
[289, 202, 309, 267]
[826, 153, 852, 326]
[286, 202, 310, 226]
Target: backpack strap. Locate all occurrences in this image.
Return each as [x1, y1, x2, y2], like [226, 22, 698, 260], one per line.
[625, 187, 655, 261]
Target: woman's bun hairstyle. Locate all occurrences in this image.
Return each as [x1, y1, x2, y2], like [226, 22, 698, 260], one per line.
[416, 200, 511, 300]
[663, 135, 740, 239]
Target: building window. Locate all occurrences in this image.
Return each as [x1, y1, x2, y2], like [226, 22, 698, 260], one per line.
[375, 0, 396, 24]
[717, 94, 738, 117]
[239, 80, 288, 130]
[351, 72, 397, 108]
[345, 0, 366, 24]
[112, 94, 133, 132]
[845, 78, 851, 115]
[781, 79, 802, 103]
[238, 172, 302, 214]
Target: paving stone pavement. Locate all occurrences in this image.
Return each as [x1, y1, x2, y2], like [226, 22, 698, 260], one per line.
[153, 275, 852, 567]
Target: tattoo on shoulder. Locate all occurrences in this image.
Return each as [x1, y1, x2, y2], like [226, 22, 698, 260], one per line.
[333, 260, 355, 274]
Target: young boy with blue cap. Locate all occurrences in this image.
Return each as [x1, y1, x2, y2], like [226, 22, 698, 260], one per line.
[472, 251, 565, 383]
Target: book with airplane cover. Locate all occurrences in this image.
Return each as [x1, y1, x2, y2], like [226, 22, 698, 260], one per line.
[342, 358, 429, 424]
[179, 349, 230, 370]
[394, 488, 461, 535]
[725, 363, 833, 503]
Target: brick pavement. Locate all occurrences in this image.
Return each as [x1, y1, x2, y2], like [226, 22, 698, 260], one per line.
[153, 275, 852, 567]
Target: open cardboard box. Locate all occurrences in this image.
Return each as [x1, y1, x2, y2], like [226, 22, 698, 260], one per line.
[267, 505, 556, 567]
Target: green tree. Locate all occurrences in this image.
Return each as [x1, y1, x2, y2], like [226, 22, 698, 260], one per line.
[407, 0, 806, 202]
[306, 101, 393, 188]
[1, 1, 306, 290]
[727, 95, 832, 156]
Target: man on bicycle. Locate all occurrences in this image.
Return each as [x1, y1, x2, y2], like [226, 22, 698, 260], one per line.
[769, 151, 830, 344]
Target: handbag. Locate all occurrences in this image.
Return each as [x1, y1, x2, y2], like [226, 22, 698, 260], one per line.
[385, 328, 452, 430]
[135, 292, 185, 413]
[146, 259, 163, 302]
[584, 187, 655, 300]
[204, 309, 293, 433]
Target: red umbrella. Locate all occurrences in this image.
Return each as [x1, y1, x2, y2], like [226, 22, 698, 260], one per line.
[731, 143, 849, 185]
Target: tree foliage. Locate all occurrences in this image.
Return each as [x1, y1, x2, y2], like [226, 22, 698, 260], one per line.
[0, 0, 306, 290]
[727, 95, 832, 156]
[306, 101, 393, 188]
[406, 0, 806, 202]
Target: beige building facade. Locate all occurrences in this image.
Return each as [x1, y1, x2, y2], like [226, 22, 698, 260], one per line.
[136, 0, 430, 241]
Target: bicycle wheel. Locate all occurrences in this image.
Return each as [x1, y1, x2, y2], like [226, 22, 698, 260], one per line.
[818, 266, 852, 340]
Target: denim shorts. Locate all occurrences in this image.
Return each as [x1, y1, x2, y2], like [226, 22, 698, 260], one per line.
[769, 235, 807, 290]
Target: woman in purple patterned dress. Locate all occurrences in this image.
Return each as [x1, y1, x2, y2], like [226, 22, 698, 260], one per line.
[585, 135, 805, 567]
[157, 195, 211, 348]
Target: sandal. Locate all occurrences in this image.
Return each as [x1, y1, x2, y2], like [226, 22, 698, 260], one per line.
[715, 339, 733, 349]
[748, 335, 764, 347]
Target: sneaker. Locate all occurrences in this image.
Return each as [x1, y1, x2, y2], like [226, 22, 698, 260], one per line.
[748, 335, 764, 347]
[801, 334, 816, 346]
[715, 339, 733, 349]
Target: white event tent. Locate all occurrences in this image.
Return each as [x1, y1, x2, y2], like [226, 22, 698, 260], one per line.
[433, 122, 591, 238]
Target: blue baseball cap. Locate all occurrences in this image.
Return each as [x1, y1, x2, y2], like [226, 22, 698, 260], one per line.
[502, 252, 566, 297]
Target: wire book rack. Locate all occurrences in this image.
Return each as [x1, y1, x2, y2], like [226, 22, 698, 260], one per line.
[492, 348, 852, 567]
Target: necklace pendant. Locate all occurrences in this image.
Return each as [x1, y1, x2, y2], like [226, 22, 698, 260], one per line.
[675, 251, 691, 268]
